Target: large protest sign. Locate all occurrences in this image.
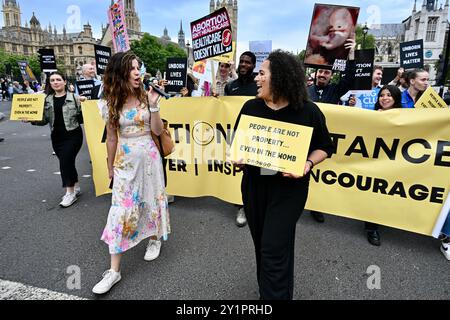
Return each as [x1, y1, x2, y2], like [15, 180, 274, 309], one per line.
[165, 58, 188, 93]
[190, 7, 233, 62]
[94, 45, 112, 75]
[249, 41, 272, 72]
[17, 61, 37, 82]
[76, 80, 95, 100]
[10, 94, 45, 121]
[353, 49, 375, 90]
[304, 4, 359, 70]
[83, 98, 450, 237]
[415, 87, 448, 109]
[108, 0, 130, 53]
[400, 39, 424, 70]
[38, 48, 57, 73]
[231, 115, 313, 176]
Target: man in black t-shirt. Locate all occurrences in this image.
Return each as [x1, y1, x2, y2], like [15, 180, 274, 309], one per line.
[225, 51, 258, 97]
[225, 51, 258, 228]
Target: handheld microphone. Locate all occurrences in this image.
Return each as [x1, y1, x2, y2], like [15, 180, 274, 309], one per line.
[149, 83, 170, 100]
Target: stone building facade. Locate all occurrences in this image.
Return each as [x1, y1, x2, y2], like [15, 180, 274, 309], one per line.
[369, 0, 449, 84]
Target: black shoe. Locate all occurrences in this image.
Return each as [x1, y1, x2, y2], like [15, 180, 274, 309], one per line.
[311, 211, 325, 223]
[367, 230, 381, 246]
[0, 138, 4, 142]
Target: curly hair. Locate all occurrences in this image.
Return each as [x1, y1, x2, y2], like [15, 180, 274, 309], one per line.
[266, 50, 309, 110]
[102, 51, 147, 128]
[374, 85, 402, 110]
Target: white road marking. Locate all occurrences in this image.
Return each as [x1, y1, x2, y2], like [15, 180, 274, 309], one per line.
[82, 175, 91, 178]
[0, 279, 87, 300]
[26, 169, 36, 172]
[53, 172, 61, 175]
[2, 167, 11, 170]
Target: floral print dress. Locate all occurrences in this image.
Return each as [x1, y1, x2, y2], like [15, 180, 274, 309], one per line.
[99, 100, 170, 254]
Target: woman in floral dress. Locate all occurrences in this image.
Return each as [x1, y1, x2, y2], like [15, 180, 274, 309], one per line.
[93, 51, 170, 295]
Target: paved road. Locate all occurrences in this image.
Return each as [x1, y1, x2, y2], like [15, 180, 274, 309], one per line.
[0, 100, 449, 300]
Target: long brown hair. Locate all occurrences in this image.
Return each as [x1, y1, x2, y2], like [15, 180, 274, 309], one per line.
[103, 51, 147, 128]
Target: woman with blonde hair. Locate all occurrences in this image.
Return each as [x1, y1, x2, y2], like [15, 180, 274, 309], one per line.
[92, 51, 170, 294]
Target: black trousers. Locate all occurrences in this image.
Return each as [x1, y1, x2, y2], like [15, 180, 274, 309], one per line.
[242, 173, 308, 300]
[51, 127, 83, 188]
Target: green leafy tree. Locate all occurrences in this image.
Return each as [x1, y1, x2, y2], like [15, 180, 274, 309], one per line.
[0, 50, 41, 81]
[131, 33, 187, 76]
[355, 25, 375, 50]
[298, 49, 306, 62]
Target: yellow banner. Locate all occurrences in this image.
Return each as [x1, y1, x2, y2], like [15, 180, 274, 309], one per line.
[230, 115, 313, 176]
[415, 87, 448, 109]
[10, 94, 45, 121]
[83, 98, 450, 236]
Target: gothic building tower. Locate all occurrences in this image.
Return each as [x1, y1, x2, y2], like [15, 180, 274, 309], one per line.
[123, 0, 141, 32]
[369, 0, 449, 85]
[209, 0, 238, 61]
[178, 20, 185, 49]
[2, 0, 21, 28]
[403, 0, 449, 83]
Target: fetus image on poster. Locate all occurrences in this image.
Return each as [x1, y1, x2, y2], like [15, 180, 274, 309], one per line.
[305, 5, 359, 67]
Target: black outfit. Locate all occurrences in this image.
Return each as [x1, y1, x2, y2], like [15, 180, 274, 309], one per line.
[1, 82, 7, 100]
[234, 99, 334, 300]
[225, 74, 258, 97]
[308, 61, 356, 104]
[51, 95, 83, 188]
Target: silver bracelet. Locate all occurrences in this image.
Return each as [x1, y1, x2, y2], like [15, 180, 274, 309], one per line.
[149, 106, 160, 113]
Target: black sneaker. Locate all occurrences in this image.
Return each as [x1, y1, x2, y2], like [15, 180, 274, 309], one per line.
[367, 230, 381, 246]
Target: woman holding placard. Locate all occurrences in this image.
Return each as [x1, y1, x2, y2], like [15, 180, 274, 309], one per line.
[30, 72, 85, 208]
[232, 50, 334, 300]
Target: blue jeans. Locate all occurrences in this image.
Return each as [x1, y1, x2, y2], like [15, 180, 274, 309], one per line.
[441, 211, 450, 237]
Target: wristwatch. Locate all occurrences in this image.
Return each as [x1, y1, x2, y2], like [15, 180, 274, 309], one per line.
[149, 106, 160, 113]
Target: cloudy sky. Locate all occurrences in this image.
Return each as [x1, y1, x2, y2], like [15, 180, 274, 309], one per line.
[2, 0, 447, 56]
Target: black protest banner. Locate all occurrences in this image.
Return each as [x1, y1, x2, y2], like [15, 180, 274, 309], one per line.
[190, 7, 233, 62]
[304, 4, 360, 70]
[17, 61, 37, 82]
[94, 45, 112, 75]
[353, 49, 375, 90]
[76, 80, 95, 100]
[400, 40, 424, 70]
[165, 58, 188, 93]
[38, 48, 57, 73]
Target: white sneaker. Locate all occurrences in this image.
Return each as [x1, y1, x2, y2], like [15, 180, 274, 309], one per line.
[441, 242, 450, 260]
[236, 208, 247, 227]
[74, 186, 81, 197]
[92, 269, 121, 295]
[144, 239, 162, 261]
[60, 192, 77, 208]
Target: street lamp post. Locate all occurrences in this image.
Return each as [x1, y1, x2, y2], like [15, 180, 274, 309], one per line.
[362, 23, 369, 50]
